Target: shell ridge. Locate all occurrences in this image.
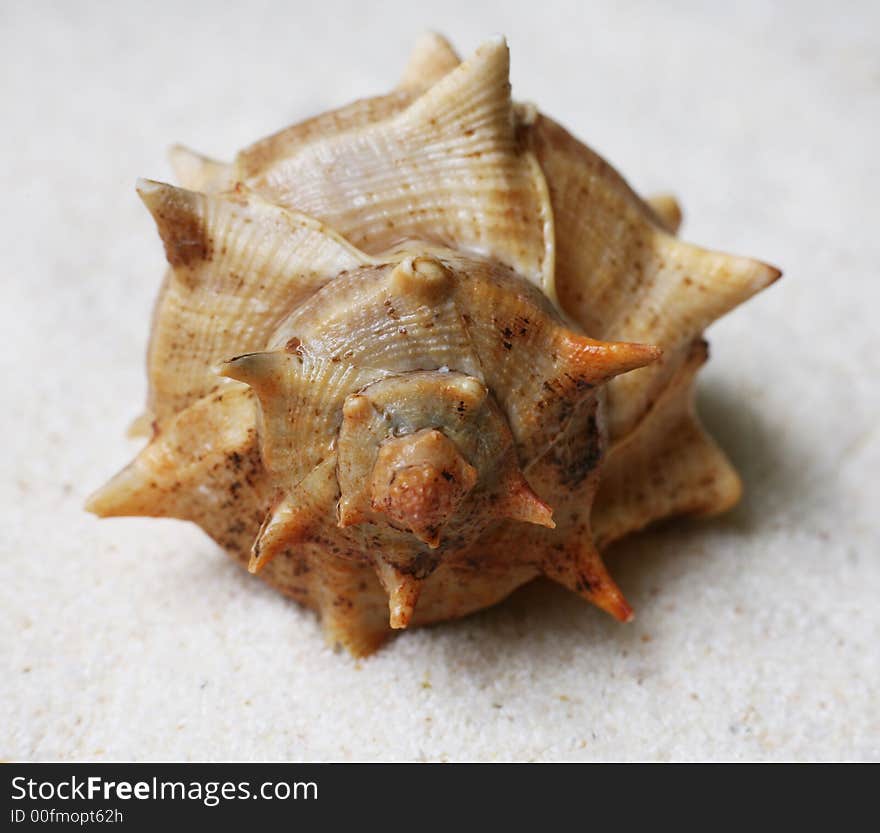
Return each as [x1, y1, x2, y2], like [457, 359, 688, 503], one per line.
[243, 39, 551, 286]
[235, 90, 414, 180]
[138, 180, 376, 423]
[524, 148, 558, 304]
[250, 453, 340, 574]
[220, 350, 389, 486]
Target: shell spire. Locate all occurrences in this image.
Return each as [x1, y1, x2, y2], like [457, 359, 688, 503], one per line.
[368, 429, 478, 548]
[89, 35, 780, 657]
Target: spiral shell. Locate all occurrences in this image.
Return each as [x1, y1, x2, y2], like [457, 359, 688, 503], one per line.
[87, 34, 779, 656]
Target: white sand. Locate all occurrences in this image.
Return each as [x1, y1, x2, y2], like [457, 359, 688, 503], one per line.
[2, 0, 878, 761]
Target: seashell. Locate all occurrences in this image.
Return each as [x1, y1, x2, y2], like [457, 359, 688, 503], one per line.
[87, 34, 780, 656]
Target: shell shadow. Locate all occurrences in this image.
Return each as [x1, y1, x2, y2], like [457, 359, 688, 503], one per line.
[695, 377, 813, 529]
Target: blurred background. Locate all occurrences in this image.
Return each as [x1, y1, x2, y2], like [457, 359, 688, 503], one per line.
[2, 0, 877, 761]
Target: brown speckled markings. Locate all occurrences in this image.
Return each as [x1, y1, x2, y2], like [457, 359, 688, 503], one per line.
[88, 34, 780, 656]
[88, 388, 268, 553]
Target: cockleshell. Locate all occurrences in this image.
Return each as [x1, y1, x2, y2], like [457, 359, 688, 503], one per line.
[87, 34, 780, 656]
